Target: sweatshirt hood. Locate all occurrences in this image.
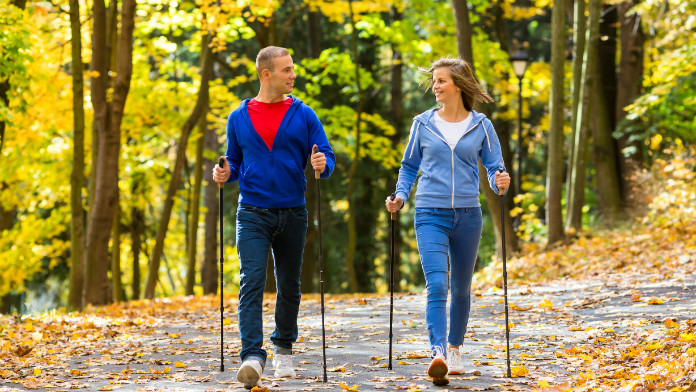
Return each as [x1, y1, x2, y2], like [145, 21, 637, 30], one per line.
[414, 108, 488, 127]
[239, 94, 303, 109]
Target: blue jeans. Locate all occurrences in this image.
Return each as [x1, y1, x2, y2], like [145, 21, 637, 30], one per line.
[236, 203, 308, 364]
[414, 207, 483, 356]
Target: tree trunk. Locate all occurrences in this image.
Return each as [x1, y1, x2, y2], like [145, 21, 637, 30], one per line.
[616, 0, 645, 190]
[565, 0, 586, 228]
[591, 88, 624, 226]
[131, 206, 143, 299]
[186, 33, 211, 296]
[111, 201, 123, 302]
[453, 0, 516, 257]
[307, 9, 322, 58]
[388, 6, 404, 291]
[84, 0, 136, 306]
[300, 163, 317, 293]
[201, 114, 219, 295]
[451, 0, 473, 62]
[68, 0, 86, 310]
[144, 36, 214, 299]
[342, 0, 361, 293]
[546, 0, 566, 245]
[489, 1, 516, 226]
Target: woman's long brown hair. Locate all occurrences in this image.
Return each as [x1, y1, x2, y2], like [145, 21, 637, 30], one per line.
[420, 57, 493, 111]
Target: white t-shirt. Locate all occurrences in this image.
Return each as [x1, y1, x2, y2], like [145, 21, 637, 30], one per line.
[433, 110, 473, 149]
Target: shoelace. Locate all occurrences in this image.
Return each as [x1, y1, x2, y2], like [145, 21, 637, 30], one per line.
[448, 348, 462, 367]
[276, 355, 292, 368]
[431, 345, 446, 359]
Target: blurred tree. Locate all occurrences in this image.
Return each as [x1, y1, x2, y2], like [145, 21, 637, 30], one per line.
[546, 0, 566, 245]
[83, 0, 137, 306]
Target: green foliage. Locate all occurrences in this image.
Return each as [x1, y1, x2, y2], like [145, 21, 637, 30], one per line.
[297, 50, 402, 169]
[0, 1, 32, 125]
[616, 0, 696, 153]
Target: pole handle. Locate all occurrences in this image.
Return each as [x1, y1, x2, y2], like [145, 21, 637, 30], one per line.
[218, 157, 225, 189]
[389, 193, 396, 220]
[313, 146, 321, 179]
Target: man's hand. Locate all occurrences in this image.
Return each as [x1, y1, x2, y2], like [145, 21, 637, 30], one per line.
[311, 144, 327, 174]
[213, 156, 231, 184]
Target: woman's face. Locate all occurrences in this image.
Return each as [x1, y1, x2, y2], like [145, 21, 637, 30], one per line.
[432, 67, 460, 105]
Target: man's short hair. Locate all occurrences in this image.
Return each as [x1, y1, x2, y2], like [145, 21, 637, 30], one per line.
[256, 46, 290, 76]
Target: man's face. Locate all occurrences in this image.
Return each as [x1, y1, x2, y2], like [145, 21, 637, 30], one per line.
[267, 55, 296, 94]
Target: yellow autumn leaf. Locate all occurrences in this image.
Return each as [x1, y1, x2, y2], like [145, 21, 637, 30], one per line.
[397, 360, 412, 365]
[174, 361, 187, 368]
[538, 379, 551, 387]
[664, 319, 678, 328]
[647, 298, 664, 305]
[169, 333, 181, 338]
[407, 387, 421, 392]
[650, 134, 662, 150]
[339, 381, 359, 391]
[33, 367, 41, 375]
[511, 365, 529, 377]
[98, 385, 113, 391]
[538, 299, 553, 310]
[679, 333, 695, 342]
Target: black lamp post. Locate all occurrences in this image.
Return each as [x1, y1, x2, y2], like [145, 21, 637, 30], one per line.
[509, 47, 528, 199]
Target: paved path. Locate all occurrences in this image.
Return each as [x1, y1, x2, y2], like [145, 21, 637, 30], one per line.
[2, 271, 695, 392]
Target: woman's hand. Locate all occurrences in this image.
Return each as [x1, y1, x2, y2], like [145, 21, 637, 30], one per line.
[385, 195, 404, 213]
[495, 171, 511, 194]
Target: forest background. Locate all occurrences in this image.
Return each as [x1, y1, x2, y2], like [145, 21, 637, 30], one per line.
[0, 0, 694, 312]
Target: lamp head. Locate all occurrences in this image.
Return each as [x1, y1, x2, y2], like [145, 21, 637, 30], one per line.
[510, 48, 529, 79]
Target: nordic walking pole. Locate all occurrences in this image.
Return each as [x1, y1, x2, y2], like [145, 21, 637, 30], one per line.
[388, 193, 396, 370]
[313, 146, 328, 383]
[218, 157, 225, 372]
[498, 168, 511, 378]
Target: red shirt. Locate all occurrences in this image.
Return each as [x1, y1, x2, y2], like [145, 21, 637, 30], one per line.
[247, 97, 293, 150]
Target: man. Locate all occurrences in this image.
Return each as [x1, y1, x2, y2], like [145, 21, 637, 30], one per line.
[212, 46, 335, 389]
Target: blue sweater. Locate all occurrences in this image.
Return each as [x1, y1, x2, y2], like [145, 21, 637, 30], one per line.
[225, 96, 335, 208]
[395, 109, 506, 208]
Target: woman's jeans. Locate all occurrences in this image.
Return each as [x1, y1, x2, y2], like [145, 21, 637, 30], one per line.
[414, 207, 483, 355]
[236, 203, 308, 364]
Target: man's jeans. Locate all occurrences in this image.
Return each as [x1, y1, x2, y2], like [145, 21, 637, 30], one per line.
[414, 207, 483, 355]
[236, 203, 308, 363]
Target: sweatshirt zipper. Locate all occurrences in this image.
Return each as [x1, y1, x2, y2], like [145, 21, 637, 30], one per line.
[422, 117, 487, 208]
[421, 123, 457, 208]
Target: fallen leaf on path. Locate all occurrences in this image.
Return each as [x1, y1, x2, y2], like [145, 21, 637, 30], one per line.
[339, 381, 359, 390]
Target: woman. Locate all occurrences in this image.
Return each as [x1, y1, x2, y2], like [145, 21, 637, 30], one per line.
[385, 57, 510, 386]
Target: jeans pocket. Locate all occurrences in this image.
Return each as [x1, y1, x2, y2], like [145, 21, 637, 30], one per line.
[289, 207, 308, 220]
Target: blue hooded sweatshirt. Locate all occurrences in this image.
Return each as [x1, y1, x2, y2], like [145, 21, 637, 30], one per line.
[395, 108, 506, 208]
[225, 95, 335, 208]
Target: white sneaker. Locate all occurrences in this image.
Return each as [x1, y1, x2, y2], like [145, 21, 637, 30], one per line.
[237, 358, 263, 389]
[447, 347, 465, 375]
[428, 347, 449, 386]
[272, 353, 296, 378]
